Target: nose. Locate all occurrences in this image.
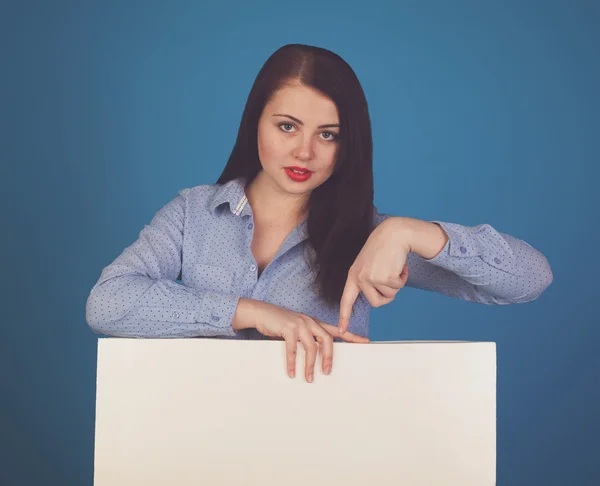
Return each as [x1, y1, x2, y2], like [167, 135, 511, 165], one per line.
[292, 134, 314, 161]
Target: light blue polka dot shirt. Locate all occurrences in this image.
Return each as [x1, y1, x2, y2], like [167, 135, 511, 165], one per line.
[86, 177, 553, 340]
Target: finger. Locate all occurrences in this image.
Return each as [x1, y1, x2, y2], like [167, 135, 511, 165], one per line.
[338, 278, 361, 335]
[385, 275, 404, 289]
[399, 263, 409, 284]
[298, 322, 318, 383]
[320, 323, 370, 343]
[283, 329, 299, 378]
[374, 283, 398, 299]
[309, 320, 334, 375]
[384, 263, 409, 289]
[361, 283, 394, 308]
[340, 331, 371, 343]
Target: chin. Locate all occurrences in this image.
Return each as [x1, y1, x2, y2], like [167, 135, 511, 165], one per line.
[282, 182, 314, 195]
[281, 174, 320, 192]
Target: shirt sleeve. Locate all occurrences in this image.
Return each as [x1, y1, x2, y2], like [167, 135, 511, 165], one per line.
[374, 211, 553, 305]
[85, 189, 241, 338]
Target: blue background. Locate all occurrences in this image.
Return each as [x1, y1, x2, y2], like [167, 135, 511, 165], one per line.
[2, 1, 598, 484]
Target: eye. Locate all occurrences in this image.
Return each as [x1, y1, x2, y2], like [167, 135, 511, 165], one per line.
[321, 131, 338, 141]
[277, 122, 338, 142]
[278, 122, 296, 133]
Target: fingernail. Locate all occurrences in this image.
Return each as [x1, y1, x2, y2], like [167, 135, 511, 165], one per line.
[308, 373, 313, 383]
[339, 327, 345, 336]
[325, 366, 331, 375]
[290, 369, 295, 378]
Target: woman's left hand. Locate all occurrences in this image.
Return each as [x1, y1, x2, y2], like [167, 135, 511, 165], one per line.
[337, 217, 411, 335]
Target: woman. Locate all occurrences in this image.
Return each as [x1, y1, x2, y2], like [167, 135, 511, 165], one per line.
[86, 44, 553, 383]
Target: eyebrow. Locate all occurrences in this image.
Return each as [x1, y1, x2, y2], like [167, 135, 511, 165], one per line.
[272, 114, 340, 129]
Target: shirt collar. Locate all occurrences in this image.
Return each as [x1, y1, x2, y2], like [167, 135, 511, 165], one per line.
[209, 176, 309, 244]
[209, 177, 251, 216]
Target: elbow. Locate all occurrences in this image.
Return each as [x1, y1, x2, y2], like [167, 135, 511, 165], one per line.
[542, 262, 554, 293]
[485, 257, 554, 305]
[85, 289, 109, 336]
[534, 263, 554, 300]
[517, 259, 554, 304]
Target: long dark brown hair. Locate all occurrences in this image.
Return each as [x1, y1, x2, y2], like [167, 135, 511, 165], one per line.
[217, 44, 374, 307]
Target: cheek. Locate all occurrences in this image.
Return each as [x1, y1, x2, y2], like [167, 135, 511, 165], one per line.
[321, 146, 338, 171]
[257, 131, 283, 165]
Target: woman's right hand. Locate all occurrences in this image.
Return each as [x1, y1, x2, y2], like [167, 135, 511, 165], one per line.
[233, 298, 369, 382]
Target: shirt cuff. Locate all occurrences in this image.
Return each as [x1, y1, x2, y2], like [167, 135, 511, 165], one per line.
[423, 221, 522, 276]
[197, 291, 241, 337]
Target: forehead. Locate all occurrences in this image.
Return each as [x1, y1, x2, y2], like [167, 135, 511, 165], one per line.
[267, 84, 339, 122]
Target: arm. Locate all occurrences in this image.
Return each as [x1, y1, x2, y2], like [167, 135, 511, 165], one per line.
[374, 212, 553, 305]
[86, 189, 251, 338]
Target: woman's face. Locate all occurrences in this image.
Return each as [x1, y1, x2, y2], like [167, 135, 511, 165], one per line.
[257, 82, 340, 196]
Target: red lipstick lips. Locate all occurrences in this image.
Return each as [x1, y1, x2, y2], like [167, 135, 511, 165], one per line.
[284, 166, 312, 182]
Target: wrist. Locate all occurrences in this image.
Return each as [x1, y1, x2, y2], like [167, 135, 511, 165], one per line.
[232, 298, 258, 331]
[380, 216, 414, 252]
[386, 216, 449, 260]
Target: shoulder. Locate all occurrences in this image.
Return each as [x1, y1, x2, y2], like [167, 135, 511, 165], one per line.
[176, 178, 245, 214]
[177, 183, 220, 200]
[150, 183, 225, 226]
[174, 183, 223, 212]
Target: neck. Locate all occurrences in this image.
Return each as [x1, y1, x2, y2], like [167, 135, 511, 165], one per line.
[245, 170, 308, 226]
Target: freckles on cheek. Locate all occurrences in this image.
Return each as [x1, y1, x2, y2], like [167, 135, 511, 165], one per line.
[257, 135, 271, 157]
[258, 139, 281, 167]
[265, 139, 283, 158]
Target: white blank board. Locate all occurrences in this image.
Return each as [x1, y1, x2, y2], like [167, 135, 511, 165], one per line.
[94, 338, 496, 485]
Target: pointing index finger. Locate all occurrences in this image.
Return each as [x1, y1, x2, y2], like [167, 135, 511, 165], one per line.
[338, 278, 360, 335]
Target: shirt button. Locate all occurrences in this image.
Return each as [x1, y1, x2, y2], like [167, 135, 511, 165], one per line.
[494, 257, 501, 264]
[211, 315, 220, 322]
[250, 264, 257, 272]
[459, 246, 467, 254]
[172, 311, 180, 318]
[248, 223, 254, 230]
